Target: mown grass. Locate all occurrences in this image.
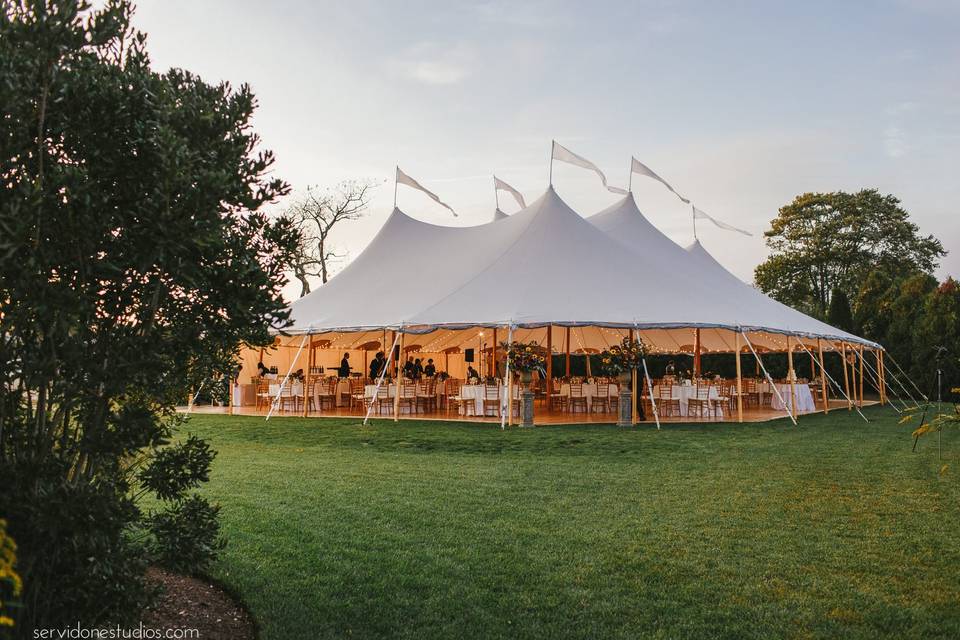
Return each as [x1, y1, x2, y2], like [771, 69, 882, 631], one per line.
[181, 407, 959, 639]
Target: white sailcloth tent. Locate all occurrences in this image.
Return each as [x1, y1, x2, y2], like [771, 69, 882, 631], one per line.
[285, 187, 878, 348]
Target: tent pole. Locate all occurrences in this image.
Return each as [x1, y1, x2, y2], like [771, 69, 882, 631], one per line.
[693, 328, 701, 377]
[363, 330, 401, 426]
[735, 332, 744, 423]
[787, 336, 797, 417]
[492, 327, 498, 377]
[549, 140, 555, 187]
[493, 175, 499, 210]
[266, 334, 309, 421]
[393, 165, 398, 208]
[303, 334, 314, 417]
[841, 342, 852, 410]
[817, 338, 829, 414]
[878, 350, 886, 405]
[546, 325, 553, 409]
[503, 324, 514, 429]
[640, 353, 660, 430]
[796, 340, 868, 423]
[394, 329, 404, 422]
[742, 331, 796, 425]
[630, 328, 638, 425]
[565, 327, 571, 377]
[858, 345, 864, 407]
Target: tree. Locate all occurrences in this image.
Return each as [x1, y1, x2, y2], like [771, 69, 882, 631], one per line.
[911, 278, 960, 403]
[285, 180, 375, 296]
[826, 287, 854, 333]
[754, 190, 945, 318]
[0, 0, 298, 631]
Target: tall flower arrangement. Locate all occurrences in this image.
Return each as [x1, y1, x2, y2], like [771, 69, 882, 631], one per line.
[600, 336, 646, 375]
[503, 341, 546, 374]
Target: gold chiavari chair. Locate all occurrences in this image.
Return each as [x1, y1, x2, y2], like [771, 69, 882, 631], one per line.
[375, 383, 393, 415]
[549, 378, 567, 413]
[350, 377, 365, 412]
[254, 377, 271, 412]
[316, 378, 337, 412]
[482, 383, 500, 417]
[397, 379, 416, 415]
[416, 378, 437, 414]
[591, 381, 611, 413]
[568, 382, 588, 414]
[658, 383, 680, 417]
[688, 384, 712, 419]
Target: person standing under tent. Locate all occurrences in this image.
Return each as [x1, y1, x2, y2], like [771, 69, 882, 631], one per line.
[403, 356, 416, 379]
[369, 351, 385, 380]
[424, 359, 436, 377]
[338, 353, 351, 378]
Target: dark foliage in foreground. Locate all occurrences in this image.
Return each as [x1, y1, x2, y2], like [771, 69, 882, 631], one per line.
[0, 0, 298, 633]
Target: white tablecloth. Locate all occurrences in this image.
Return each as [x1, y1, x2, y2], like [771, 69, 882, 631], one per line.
[456, 385, 522, 417]
[762, 382, 816, 413]
[652, 384, 725, 418]
[559, 383, 619, 412]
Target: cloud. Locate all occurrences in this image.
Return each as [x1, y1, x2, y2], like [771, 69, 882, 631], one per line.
[883, 126, 908, 158]
[389, 42, 472, 86]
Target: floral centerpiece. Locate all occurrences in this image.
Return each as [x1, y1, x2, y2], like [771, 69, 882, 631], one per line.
[503, 340, 546, 384]
[600, 336, 646, 384]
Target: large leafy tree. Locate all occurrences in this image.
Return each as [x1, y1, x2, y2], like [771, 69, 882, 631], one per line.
[0, 0, 298, 631]
[754, 190, 945, 318]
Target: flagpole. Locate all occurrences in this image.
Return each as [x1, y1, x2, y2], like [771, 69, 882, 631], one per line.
[548, 140, 554, 187]
[393, 165, 398, 209]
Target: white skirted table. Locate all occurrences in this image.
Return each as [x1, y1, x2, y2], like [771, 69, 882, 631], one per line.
[760, 382, 816, 413]
[558, 383, 620, 412]
[652, 384, 724, 418]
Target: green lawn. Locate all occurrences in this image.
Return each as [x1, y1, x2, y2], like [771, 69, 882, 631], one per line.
[182, 408, 960, 639]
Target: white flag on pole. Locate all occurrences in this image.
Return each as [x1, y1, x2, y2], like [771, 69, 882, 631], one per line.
[494, 176, 526, 209]
[631, 157, 690, 203]
[693, 206, 752, 236]
[396, 167, 458, 217]
[552, 142, 628, 195]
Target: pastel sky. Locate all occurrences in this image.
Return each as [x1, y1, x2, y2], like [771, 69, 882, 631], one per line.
[134, 0, 959, 296]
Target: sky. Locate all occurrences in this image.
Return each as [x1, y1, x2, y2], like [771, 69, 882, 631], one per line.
[133, 0, 960, 297]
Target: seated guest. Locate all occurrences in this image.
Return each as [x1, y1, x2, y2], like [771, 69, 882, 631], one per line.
[424, 359, 436, 377]
[338, 352, 351, 378]
[665, 360, 676, 375]
[257, 361, 269, 377]
[403, 356, 416, 379]
[466, 365, 480, 381]
[413, 358, 424, 380]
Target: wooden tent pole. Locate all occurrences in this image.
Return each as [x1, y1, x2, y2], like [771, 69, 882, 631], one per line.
[878, 350, 886, 405]
[817, 338, 829, 414]
[735, 332, 744, 423]
[303, 335, 314, 417]
[630, 328, 638, 425]
[858, 345, 865, 407]
[841, 342, 852, 410]
[492, 327, 498, 377]
[787, 336, 797, 416]
[546, 325, 553, 400]
[693, 328, 701, 377]
[394, 330, 404, 422]
[565, 327, 571, 377]
[507, 325, 514, 427]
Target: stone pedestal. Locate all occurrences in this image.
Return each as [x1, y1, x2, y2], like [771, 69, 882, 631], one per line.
[521, 390, 535, 427]
[617, 390, 633, 427]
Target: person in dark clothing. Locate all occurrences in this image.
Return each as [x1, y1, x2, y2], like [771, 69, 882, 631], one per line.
[257, 361, 269, 377]
[338, 353, 351, 378]
[403, 356, 416, 379]
[424, 359, 436, 377]
[413, 358, 424, 380]
[466, 365, 480, 381]
[370, 351, 385, 380]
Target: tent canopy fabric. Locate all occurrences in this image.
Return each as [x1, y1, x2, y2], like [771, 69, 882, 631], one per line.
[284, 187, 880, 350]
